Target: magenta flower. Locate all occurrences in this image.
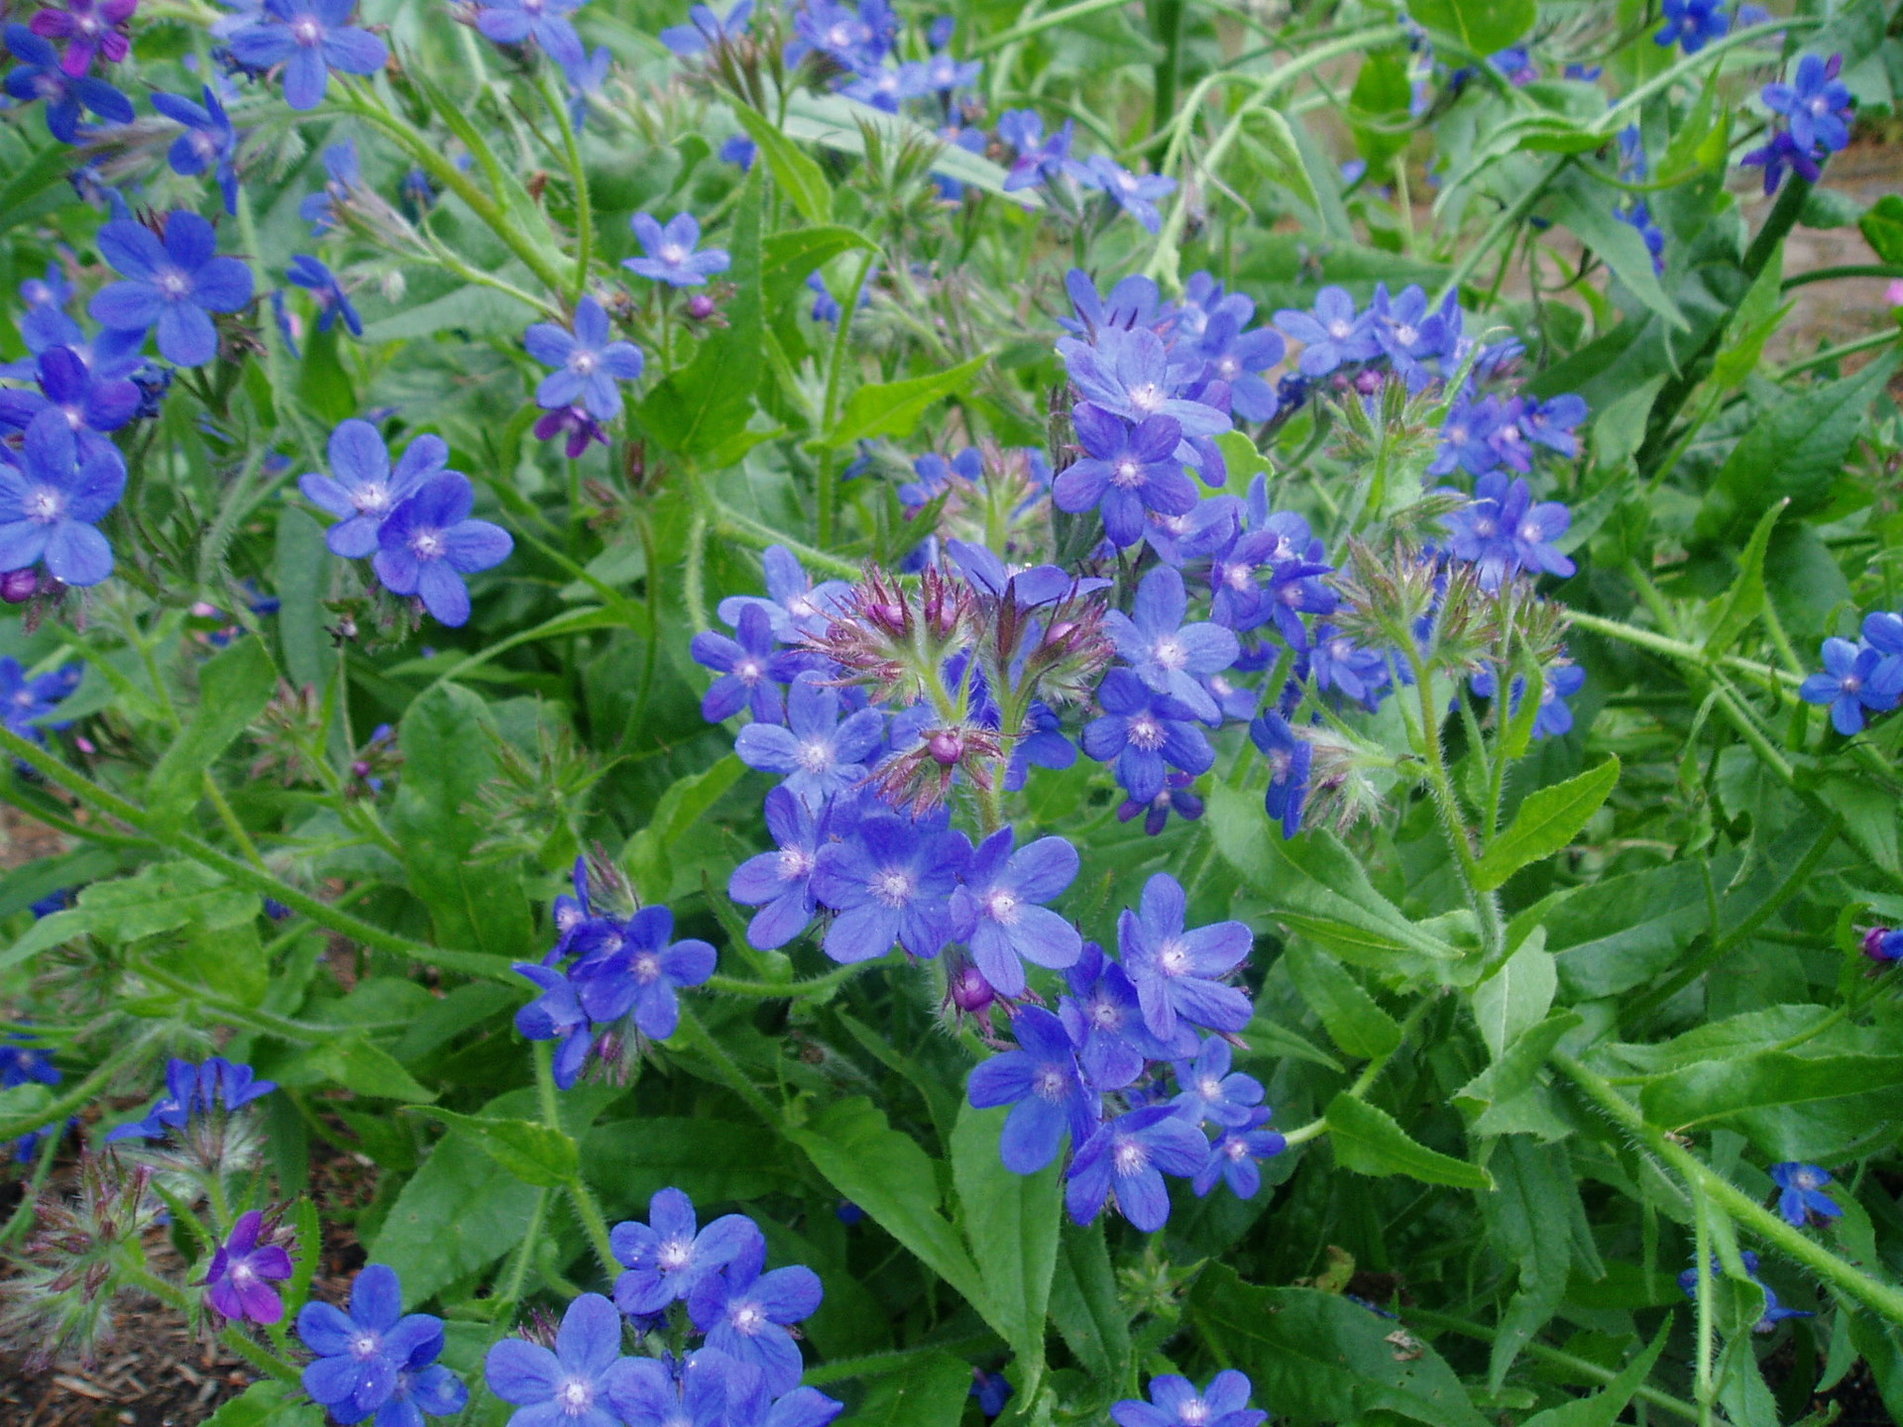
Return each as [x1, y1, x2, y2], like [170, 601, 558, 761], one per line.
[28, 0, 136, 77]
[201, 1210, 294, 1325]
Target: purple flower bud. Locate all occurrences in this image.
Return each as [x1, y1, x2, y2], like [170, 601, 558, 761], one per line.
[926, 727, 965, 765]
[1, 568, 39, 604]
[1863, 926, 1903, 962]
[949, 963, 995, 1014]
[686, 293, 717, 320]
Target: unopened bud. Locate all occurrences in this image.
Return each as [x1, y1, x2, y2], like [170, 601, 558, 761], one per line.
[686, 294, 717, 320]
[1, 568, 38, 604]
[948, 964, 995, 1014]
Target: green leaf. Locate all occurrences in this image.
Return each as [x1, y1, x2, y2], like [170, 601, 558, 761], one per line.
[1470, 929, 1555, 1061]
[624, 754, 747, 903]
[850, 1352, 977, 1427]
[1406, 0, 1533, 63]
[1710, 246, 1790, 392]
[1455, 1009, 1581, 1121]
[1283, 943, 1401, 1059]
[387, 684, 533, 960]
[1484, 1138, 1591, 1385]
[296, 1037, 438, 1104]
[584, 1117, 803, 1207]
[1473, 757, 1620, 893]
[1048, 1219, 1131, 1386]
[822, 352, 990, 448]
[1348, 50, 1415, 166]
[1543, 170, 1685, 332]
[1861, 193, 1903, 263]
[732, 104, 833, 226]
[411, 1108, 577, 1187]
[296, 320, 356, 426]
[1520, 1323, 1669, 1427]
[1639, 1052, 1903, 1128]
[1190, 1269, 1493, 1427]
[358, 283, 539, 342]
[368, 1131, 540, 1305]
[273, 506, 332, 693]
[781, 92, 1036, 208]
[1324, 1094, 1493, 1189]
[1209, 784, 1457, 970]
[952, 1102, 1061, 1399]
[1241, 106, 1321, 216]
[637, 167, 765, 457]
[202, 1380, 324, 1426]
[144, 636, 278, 829]
[1703, 499, 1786, 655]
[1697, 349, 1903, 541]
[786, 1097, 986, 1309]
[762, 225, 876, 314]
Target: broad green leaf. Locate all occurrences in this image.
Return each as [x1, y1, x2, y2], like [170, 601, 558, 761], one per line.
[202, 1380, 324, 1426]
[145, 636, 278, 828]
[1455, 1009, 1581, 1120]
[1640, 1052, 1903, 1128]
[732, 104, 833, 226]
[762, 225, 876, 314]
[358, 283, 539, 343]
[1608, 1005, 1847, 1076]
[1861, 193, 1903, 263]
[822, 353, 990, 448]
[952, 1102, 1061, 1399]
[1697, 349, 1903, 541]
[1210, 784, 1456, 969]
[1543, 170, 1684, 332]
[786, 1097, 986, 1309]
[1190, 1270, 1493, 1427]
[273, 506, 332, 693]
[637, 167, 765, 457]
[146, 919, 266, 1008]
[1484, 1138, 1591, 1385]
[1348, 50, 1415, 166]
[1324, 1094, 1493, 1189]
[84, 861, 258, 943]
[1406, 0, 1533, 63]
[1470, 929, 1555, 1061]
[1048, 1219, 1130, 1386]
[1473, 757, 1620, 893]
[388, 684, 533, 960]
[0, 143, 82, 236]
[411, 1108, 577, 1187]
[1710, 247, 1790, 392]
[1702, 499, 1786, 655]
[584, 1117, 804, 1209]
[1242, 106, 1321, 216]
[624, 754, 747, 903]
[0, 847, 114, 923]
[1283, 943, 1401, 1059]
[1520, 1324, 1669, 1427]
[292, 1037, 438, 1104]
[368, 1132, 540, 1305]
[850, 1352, 977, 1427]
[296, 320, 356, 425]
[1532, 860, 1713, 999]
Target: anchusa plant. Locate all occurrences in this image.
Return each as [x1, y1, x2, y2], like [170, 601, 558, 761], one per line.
[5, 1, 1903, 1424]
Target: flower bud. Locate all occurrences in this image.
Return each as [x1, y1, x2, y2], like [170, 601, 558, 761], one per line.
[1, 568, 38, 604]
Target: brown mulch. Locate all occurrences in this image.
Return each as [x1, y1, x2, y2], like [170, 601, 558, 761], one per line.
[1, 807, 66, 873]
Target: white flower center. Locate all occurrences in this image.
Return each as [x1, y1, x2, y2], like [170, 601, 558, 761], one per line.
[735, 657, 763, 683]
[157, 269, 193, 299]
[351, 1332, 381, 1360]
[1112, 458, 1143, 487]
[1127, 382, 1165, 413]
[1518, 520, 1543, 544]
[291, 16, 322, 46]
[1127, 714, 1164, 751]
[353, 481, 390, 515]
[1112, 1135, 1148, 1175]
[1151, 636, 1188, 671]
[777, 845, 814, 879]
[1198, 1075, 1222, 1101]
[659, 243, 688, 266]
[1473, 517, 1497, 538]
[1156, 939, 1190, 976]
[24, 488, 64, 523]
[632, 951, 662, 984]
[558, 1378, 594, 1414]
[872, 869, 913, 907]
[1034, 1063, 1069, 1099]
[1327, 319, 1352, 340]
[571, 350, 598, 374]
[657, 1237, 693, 1271]
[410, 529, 445, 559]
[795, 739, 832, 774]
[731, 1301, 765, 1335]
[984, 889, 1019, 924]
[1394, 323, 1418, 346]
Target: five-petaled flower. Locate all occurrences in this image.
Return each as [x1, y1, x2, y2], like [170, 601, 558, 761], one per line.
[523, 295, 645, 420]
[227, 0, 389, 112]
[624, 212, 732, 287]
[373, 472, 514, 628]
[89, 212, 255, 368]
[0, 407, 125, 587]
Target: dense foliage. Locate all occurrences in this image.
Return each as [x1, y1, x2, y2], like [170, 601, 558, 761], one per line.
[4, 0, 1903, 1424]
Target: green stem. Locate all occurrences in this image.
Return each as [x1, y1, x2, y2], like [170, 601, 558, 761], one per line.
[1147, 0, 1184, 140]
[1772, 328, 1900, 381]
[0, 1117, 63, 1248]
[535, 1045, 618, 1277]
[1557, 1052, 1903, 1325]
[1405, 646, 1504, 962]
[1432, 157, 1566, 309]
[543, 68, 594, 307]
[0, 725, 511, 982]
[970, 0, 1139, 55]
[492, 1187, 551, 1325]
[1782, 263, 1903, 290]
[673, 1004, 781, 1127]
[1694, 1188, 1716, 1427]
[716, 507, 863, 578]
[706, 959, 884, 999]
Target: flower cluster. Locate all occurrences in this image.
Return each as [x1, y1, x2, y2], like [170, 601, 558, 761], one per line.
[1743, 53, 1854, 194]
[299, 419, 513, 629]
[969, 873, 1282, 1230]
[514, 859, 717, 1088]
[485, 1191, 840, 1427]
[1798, 610, 1903, 735]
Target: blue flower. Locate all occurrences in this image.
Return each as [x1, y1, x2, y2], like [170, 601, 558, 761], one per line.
[299, 140, 360, 234]
[0, 657, 80, 744]
[1053, 405, 1192, 549]
[1106, 566, 1242, 724]
[812, 811, 970, 963]
[1, 1033, 59, 1090]
[1250, 710, 1312, 839]
[901, 446, 981, 511]
[1065, 1104, 1208, 1230]
[1442, 472, 1575, 590]
[1079, 155, 1176, 233]
[153, 85, 241, 213]
[373, 473, 514, 628]
[1058, 268, 1171, 340]
[299, 420, 452, 559]
[1081, 668, 1214, 804]
[735, 672, 884, 805]
[1769, 1163, 1842, 1228]
[611, 1188, 759, 1315]
[716, 544, 851, 642]
[625, 212, 732, 288]
[787, 0, 895, 69]
[1655, 0, 1730, 54]
[971, 1370, 1014, 1419]
[1310, 625, 1391, 708]
[1800, 637, 1903, 736]
[1059, 942, 1185, 1088]
[0, 345, 141, 454]
[1677, 1252, 1812, 1333]
[1118, 872, 1253, 1042]
[950, 828, 1082, 996]
[615, 1354, 732, 1427]
[227, 0, 389, 112]
[106, 1055, 276, 1141]
[1169, 1036, 1264, 1128]
[691, 603, 810, 724]
[1766, 51, 1854, 155]
[1118, 769, 1205, 837]
[1193, 1108, 1286, 1198]
[472, 0, 587, 66]
[300, 1265, 464, 1427]
[1113, 1371, 1269, 1427]
[486, 1292, 640, 1427]
[89, 213, 255, 368]
[0, 407, 124, 587]
[1059, 325, 1231, 439]
[1193, 310, 1285, 421]
[2, 24, 133, 143]
[687, 1229, 824, 1395]
[999, 109, 1076, 192]
[560, 42, 611, 125]
[662, 1, 754, 56]
[1471, 661, 1587, 740]
[286, 255, 362, 337]
[523, 296, 644, 420]
[967, 1005, 1098, 1173]
[1273, 287, 1380, 375]
[729, 786, 839, 949]
[570, 905, 716, 1041]
[512, 962, 593, 1087]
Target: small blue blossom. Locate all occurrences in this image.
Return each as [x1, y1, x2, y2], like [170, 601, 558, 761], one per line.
[686, 1229, 824, 1395]
[0, 345, 141, 454]
[1059, 324, 1231, 440]
[299, 419, 452, 559]
[472, 0, 587, 66]
[1770, 1163, 1842, 1228]
[950, 827, 1082, 996]
[0, 407, 125, 587]
[107, 1056, 276, 1142]
[661, 1, 753, 56]
[716, 545, 851, 642]
[735, 672, 884, 805]
[286, 254, 362, 337]
[227, 0, 390, 112]
[1082, 668, 1215, 805]
[523, 295, 644, 419]
[1310, 625, 1391, 709]
[1105, 566, 1242, 724]
[1170, 1036, 1264, 1128]
[691, 603, 810, 724]
[1442, 472, 1575, 590]
[1117, 872, 1253, 1042]
[811, 811, 970, 963]
[486, 1292, 640, 1427]
[1251, 710, 1311, 839]
[1678, 1252, 1812, 1333]
[560, 42, 611, 125]
[1766, 51, 1854, 156]
[998, 109, 1077, 192]
[1193, 1108, 1286, 1199]
[1800, 636, 1903, 735]
[1079, 155, 1176, 234]
[0, 659, 80, 744]
[967, 1004, 1099, 1173]
[1655, 0, 1730, 54]
[152, 85, 241, 213]
[89, 213, 255, 369]
[300, 1265, 466, 1426]
[2, 24, 134, 143]
[1054, 406, 1192, 549]
[1113, 1371, 1269, 1427]
[625, 212, 733, 288]
[373, 473, 514, 628]
[1065, 1105, 1209, 1230]
[569, 905, 716, 1041]
[1117, 769, 1205, 838]
[1059, 942, 1186, 1088]
[512, 961, 593, 1088]
[611, 1188, 759, 1315]
[299, 140, 359, 235]
[1273, 287, 1381, 375]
